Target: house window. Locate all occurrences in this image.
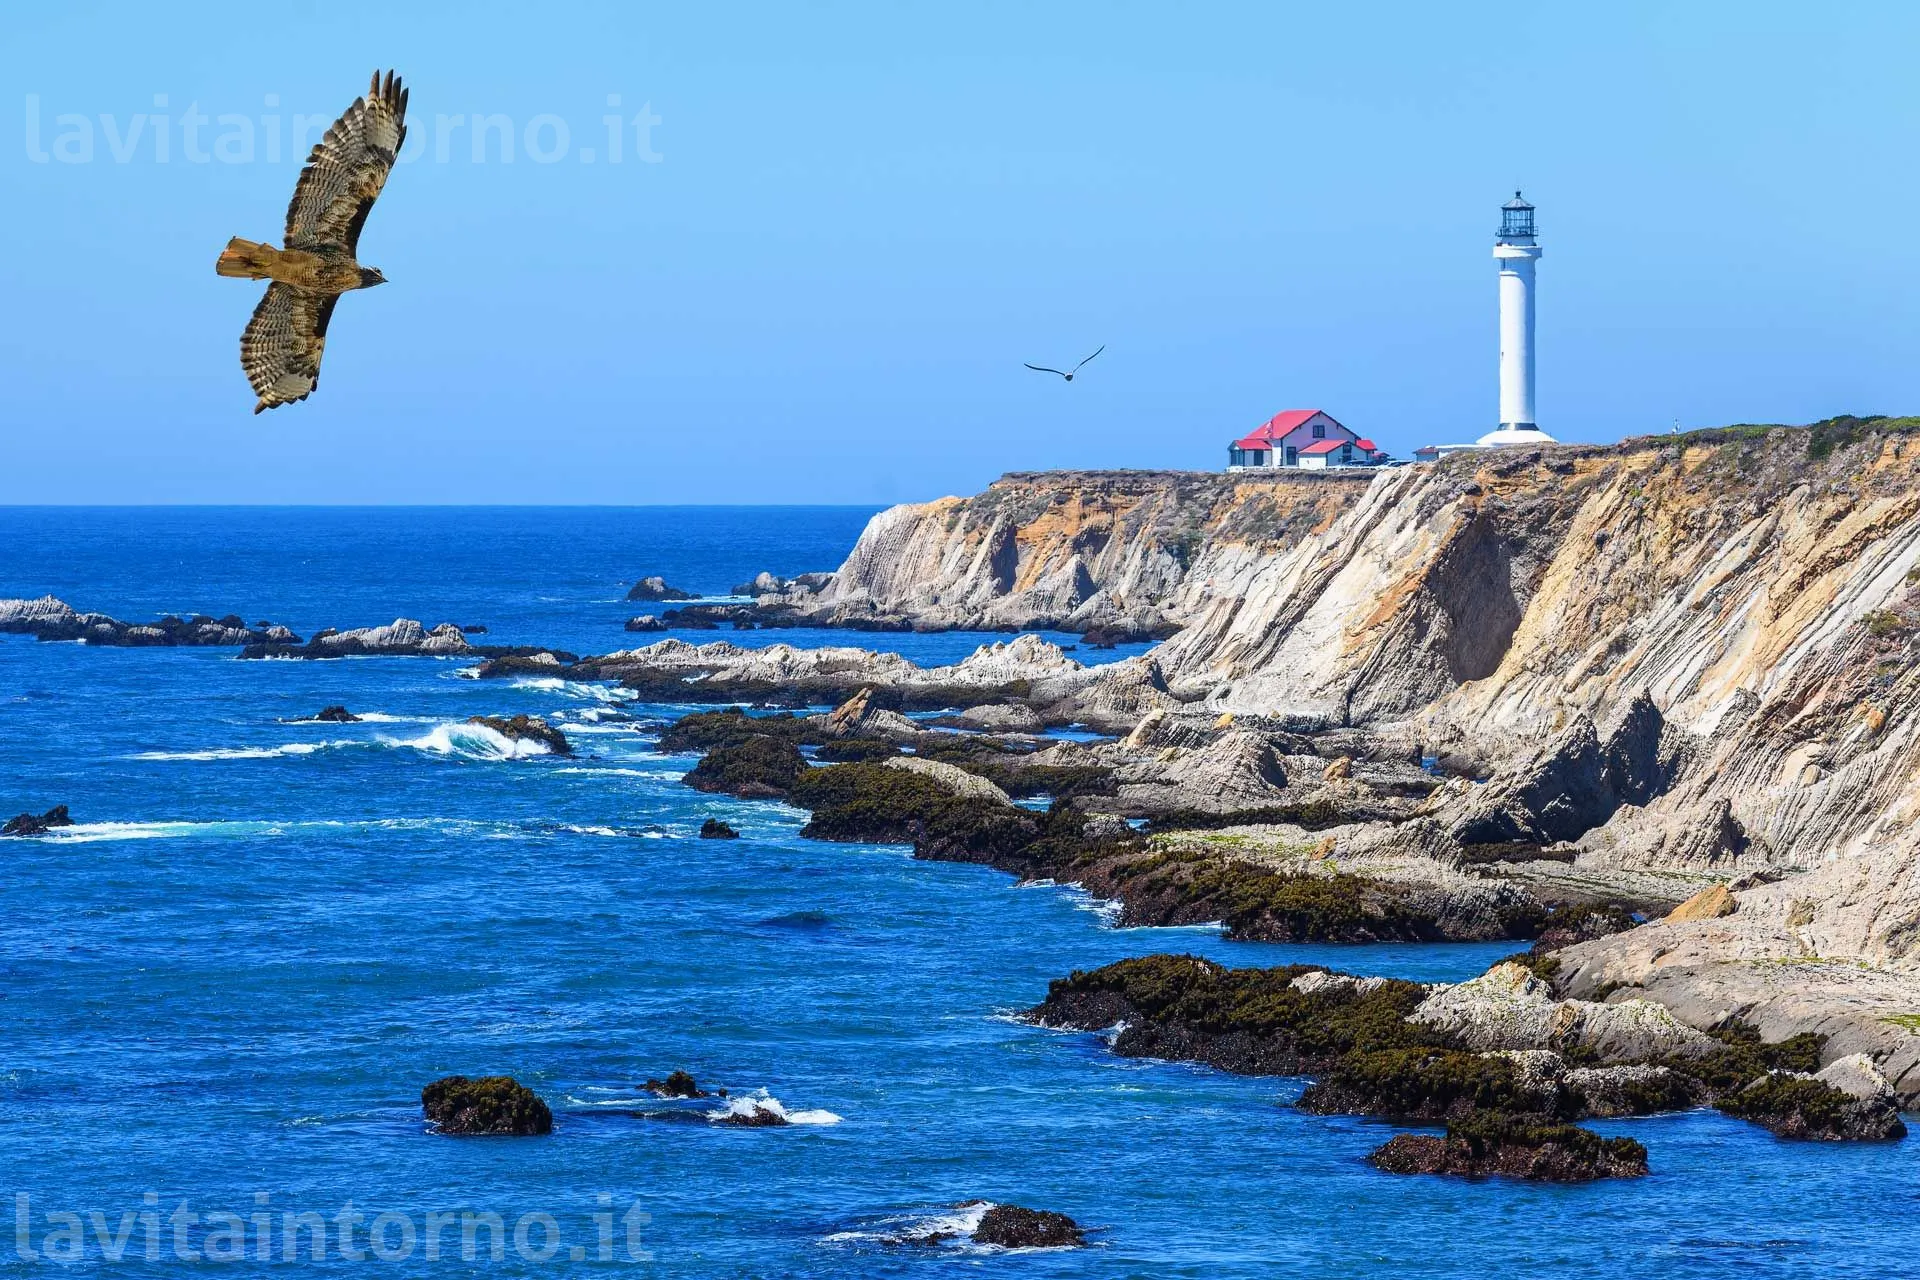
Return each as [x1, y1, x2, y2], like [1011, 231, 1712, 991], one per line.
[1285, 446, 1298, 466]
[1311, 424, 1326, 439]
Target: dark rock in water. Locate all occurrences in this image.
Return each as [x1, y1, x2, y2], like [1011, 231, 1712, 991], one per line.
[421, 1075, 553, 1136]
[624, 615, 667, 632]
[1717, 1071, 1907, 1141]
[313, 705, 360, 723]
[645, 1070, 711, 1099]
[627, 576, 695, 602]
[683, 736, 807, 798]
[971, 1204, 1085, 1248]
[1368, 1112, 1648, 1181]
[656, 608, 723, 629]
[699, 818, 740, 839]
[2, 805, 73, 837]
[466, 715, 573, 757]
[460, 624, 488, 634]
[712, 1100, 787, 1127]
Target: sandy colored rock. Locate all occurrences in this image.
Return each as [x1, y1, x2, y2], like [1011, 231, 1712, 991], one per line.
[882, 757, 1014, 805]
[1666, 883, 1737, 922]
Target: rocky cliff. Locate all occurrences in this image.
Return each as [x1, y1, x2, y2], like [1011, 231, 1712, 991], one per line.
[755, 468, 1374, 636]
[790, 422, 1920, 983]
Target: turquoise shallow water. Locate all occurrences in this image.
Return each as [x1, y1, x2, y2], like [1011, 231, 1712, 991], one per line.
[1, 507, 1916, 1277]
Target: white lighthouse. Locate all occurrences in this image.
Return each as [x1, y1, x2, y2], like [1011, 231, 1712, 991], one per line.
[1478, 191, 1555, 447]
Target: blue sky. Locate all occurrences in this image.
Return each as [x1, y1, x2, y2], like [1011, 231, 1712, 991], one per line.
[3, 0, 1917, 503]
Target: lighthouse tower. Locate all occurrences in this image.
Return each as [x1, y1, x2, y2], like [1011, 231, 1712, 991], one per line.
[1478, 192, 1555, 447]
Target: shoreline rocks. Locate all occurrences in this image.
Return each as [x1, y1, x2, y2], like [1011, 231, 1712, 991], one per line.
[699, 819, 741, 839]
[1, 596, 300, 647]
[1716, 1056, 1907, 1140]
[421, 1075, 552, 1136]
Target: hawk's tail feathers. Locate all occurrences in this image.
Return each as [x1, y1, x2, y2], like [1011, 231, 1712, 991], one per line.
[216, 237, 278, 279]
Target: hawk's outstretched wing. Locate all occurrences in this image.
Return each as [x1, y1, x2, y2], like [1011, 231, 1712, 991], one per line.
[241, 285, 338, 414]
[285, 70, 408, 252]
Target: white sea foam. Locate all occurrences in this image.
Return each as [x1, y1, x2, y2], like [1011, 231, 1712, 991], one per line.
[511, 676, 637, 704]
[820, 1202, 994, 1248]
[130, 741, 344, 761]
[708, 1089, 841, 1127]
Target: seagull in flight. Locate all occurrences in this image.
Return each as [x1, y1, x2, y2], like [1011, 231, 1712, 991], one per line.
[1024, 345, 1104, 382]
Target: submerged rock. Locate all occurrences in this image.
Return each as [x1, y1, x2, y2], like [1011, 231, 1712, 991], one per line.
[628, 576, 695, 602]
[699, 818, 741, 839]
[421, 1075, 553, 1136]
[2, 805, 72, 837]
[466, 715, 573, 757]
[970, 1204, 1085, 1248]
[1368, 1111, 1648, 1181]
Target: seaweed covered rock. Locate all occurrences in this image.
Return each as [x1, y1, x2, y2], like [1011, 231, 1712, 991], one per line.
[1090, 849, 1450, 943]
[881, 756, 1015, 805]
[1298, 1048, 1554, 1121]
[971, 1205, 1084, 1249]
[466, 715, 573, 756]
[699, 818, 741, 839]
[813, 738, 900, 763]
[683, 736, 807, 798]
[790, 762, 1040, 863]
[421, 1075, 553, 1136]
[1025, 955, 1433, 1076]
[644, 1070, 711, 1098]
[658, 708, 807, 754]
[1717, 1058, 1907, 1141]
[2, 805, 72, 837]
[1368, 1111, 1648, 1181]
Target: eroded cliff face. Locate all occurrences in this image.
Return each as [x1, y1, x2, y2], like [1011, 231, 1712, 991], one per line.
[1136, 426, 1920, 972]
[797, 426, 1920, 973]
[770, 469, 1373, 635]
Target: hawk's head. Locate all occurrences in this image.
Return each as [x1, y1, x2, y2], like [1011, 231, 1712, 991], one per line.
[358, 267, 389, 288]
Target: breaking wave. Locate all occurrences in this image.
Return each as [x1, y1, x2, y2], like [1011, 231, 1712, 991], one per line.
[381, 721, 553, 759]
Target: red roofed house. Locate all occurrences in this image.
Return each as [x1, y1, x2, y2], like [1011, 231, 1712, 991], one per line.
[1227, 410, 1389, 470]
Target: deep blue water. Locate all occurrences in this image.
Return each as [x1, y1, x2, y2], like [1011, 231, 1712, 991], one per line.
[1, 508, 1914, 1278]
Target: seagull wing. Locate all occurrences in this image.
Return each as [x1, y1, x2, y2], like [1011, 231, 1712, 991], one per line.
[1071, 344, 1106, 373]
[1024, 363, 1069, 377]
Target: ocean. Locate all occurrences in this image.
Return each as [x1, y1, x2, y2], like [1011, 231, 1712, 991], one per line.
[0, 507, 1913, 1277]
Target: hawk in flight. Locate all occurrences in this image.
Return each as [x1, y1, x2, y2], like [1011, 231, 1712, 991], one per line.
[215, 71, 408, 413]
